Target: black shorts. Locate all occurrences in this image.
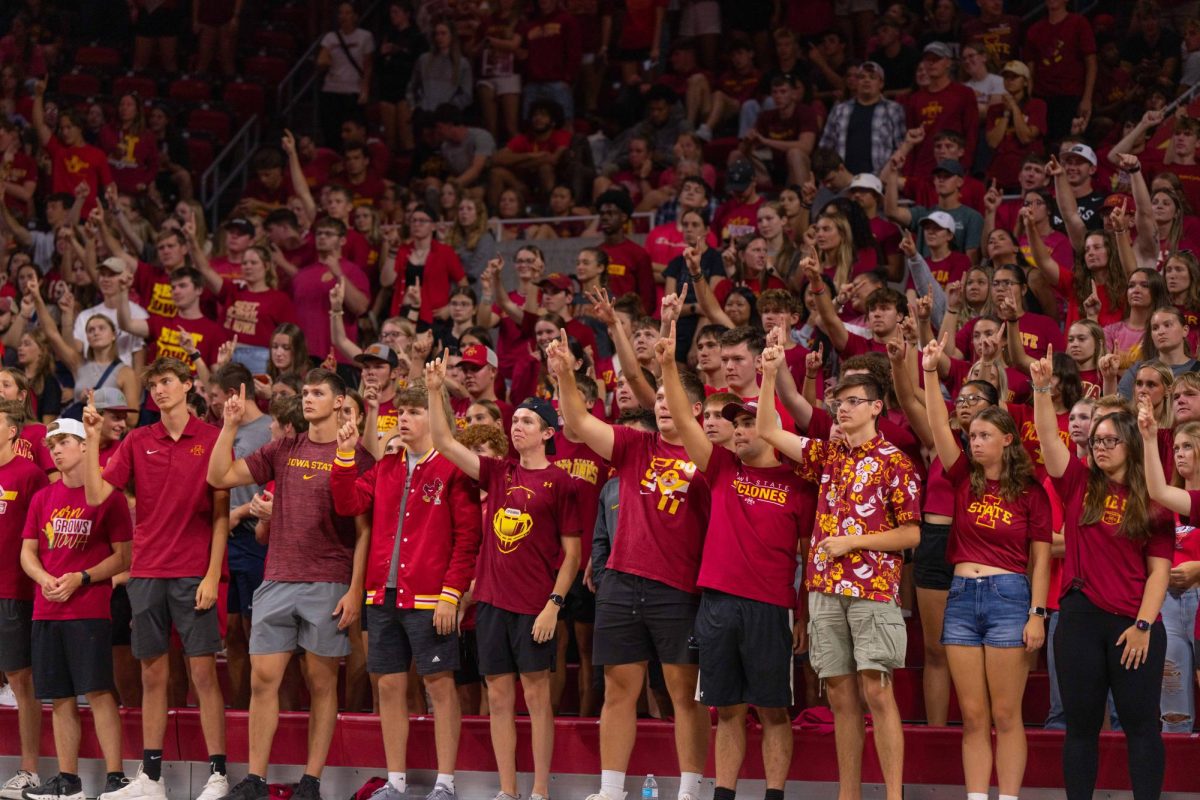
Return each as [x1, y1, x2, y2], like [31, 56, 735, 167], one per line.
[227, 564, 265, 618]
[592, 571, 700, 666]
[32, 619, 113, 700]
[366, 594, 459, 676]
[562, 574, 595, 624]
[127, 577, 221, 660]
[694, 591, 793, 708]
[454, 628, 482, 686]
[914, 521, 954, 591]
[475, 602, 556, 676]
[110, 585, 132, 647]
[0, 599, 32, 672]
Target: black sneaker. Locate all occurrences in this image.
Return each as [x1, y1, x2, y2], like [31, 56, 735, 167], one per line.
[292, 777, 322, 800]
[217, 778, 268, 800]
[102, 776, 128, 796]
[23, 774, 83, 800]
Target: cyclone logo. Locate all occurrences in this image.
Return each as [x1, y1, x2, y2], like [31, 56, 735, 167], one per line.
[493, 506, 534, 553]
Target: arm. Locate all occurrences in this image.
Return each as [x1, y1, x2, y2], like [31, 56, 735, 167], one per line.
[657, 321, 711, 470]
[1029, 345, 1070, 478]
[1022, 208, 1061, 288]
[585, 286, 656, 409]
[425, 351, 480, 480]
[31, 290, 82, 371]
[1127, 158, 1159, 265]
[1140, 398, 1193, 515]
[81, 401, 117, 506]
[1005, 314, 1035, 373]
[1080, 53, 1097, 120]
[900, 230, 947, 327]
[800, 257, 848, 352]
[690, 249, 735, 328]
[206, 386, 258, 489]
[756, 342, 815, 463]
[1025, 539, 1051, 651]
[547, 329, 615, 459]
[281, 130, 317, 221]
[324, 255, 368, 314]
[1048, 156, 1086, 251]
[920, 333, 962, 471]
[22, 537, 131, 602]
[532, 534, 580, 643]
[114, 289, 150, 339]
[195, 491, 230, 611]
[882, 157, 913, 228]
[331, 514, 369, 630]
[31, 80, 51, 146]
[0, 194, 32, 247]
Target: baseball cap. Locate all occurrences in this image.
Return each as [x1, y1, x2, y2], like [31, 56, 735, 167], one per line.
[98, 256, 126, 275]
[921, 210, 957, 232]
[224, 217, 255, 236]
[721, 398, 781, 427]
[1001, 60, 1031, 80]
[1103, 193, 1134, 213]
[538, 273, 574, 293]
[45, 418, 86, 441]
[726, 159, 755, 192]
[515, 396, 560, 455]
[859, 61, 886, 82]
[460, 344, 498, 369]
[354, 342, 399, 368]
[1064, 143, 1098, 166]
[92, 387, 135, 413]
[849, 173, 883, 195]
[923, 42, 953, 60]
[932, 159, 965, 177]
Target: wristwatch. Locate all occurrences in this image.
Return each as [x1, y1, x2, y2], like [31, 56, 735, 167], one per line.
[1136, 619, 1151, 632]
[1028, 606, 1047, 618]
[549, 593, 565, 608]
[80, 570, 91, 587]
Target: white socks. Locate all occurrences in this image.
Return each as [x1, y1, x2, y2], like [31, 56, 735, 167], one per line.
[436, 775, 455, 791]
[600, 771, 626, 800]
[966, 794, 987, 800]
[999, 795, 1019, 800]
[388, 774, 406, 793]
[678, 773, 702, 800]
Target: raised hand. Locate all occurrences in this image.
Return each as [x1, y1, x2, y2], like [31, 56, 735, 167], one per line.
[362, 384, 379, 410]
[1045, 155, 1064, 177]
[1099, 352, 1122, 381]
[799, 255, 821, 285]
[984, 180, 1002, 213]
[544, 329, 575, 379]
[82, 391, 101, 439]
[424, 348, 449, 392]
[1108, 200, 1128, 233]
[336, 418, 359, 453]
[921, 331, 946, 372]
[805, 342, 824, 375]
[912, 292, 932, 321]
[898, 313, 919, 344]
[223, 383, 246, 428]
[403, 277, 422, 308]
[885, 328, 906, 364]
[659, 292, 682, 326]
[281, 129, 297, 156]
[899, 228, 917, 258]
[1083, 287, 1102, 319]
[1029, 343, 1055, 390]
[683, 246, 701, 275]
[583, 286, 616, 326]
[320, 348, 337, 371]
[1137, 396, 1158, 439]
[216, 334, 237, 367]
[761, 343, 784, 378]
[329, 278, 345, 311]
[654, 319, 677, 366]
[905, 127, 926, 146]
[176, 326, 197, 354]
[1116, 152, 1141, 173]
[1142, 109, 1165, 129]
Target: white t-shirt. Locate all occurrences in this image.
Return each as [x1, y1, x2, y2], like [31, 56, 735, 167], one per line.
[74, 302, 148, 367]
[321, 28, 375, 95]
[966, 74, 1005, 108]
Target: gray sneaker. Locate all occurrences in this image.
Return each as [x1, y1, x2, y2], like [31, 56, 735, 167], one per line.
[368, 785, 406, 800]
[528, 794, 549, 800]
[424, 785, 455, 800]
[491, 793, 519, 800]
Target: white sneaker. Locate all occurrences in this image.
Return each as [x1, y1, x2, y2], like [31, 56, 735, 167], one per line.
[0, 771, 39, 800]
[196, 773, 229, 800]
[0, 684, 17, 708]
[695, 124, 712, 142]
[98, 768, 166, 800]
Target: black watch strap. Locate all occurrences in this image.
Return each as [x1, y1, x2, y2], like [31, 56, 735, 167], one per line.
[1136, 618, 1151, 632]
[80, 570, 91, 587]
[549, 593, 565, 607]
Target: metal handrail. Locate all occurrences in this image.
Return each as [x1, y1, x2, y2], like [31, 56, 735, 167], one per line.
[199, 115, 262, 230]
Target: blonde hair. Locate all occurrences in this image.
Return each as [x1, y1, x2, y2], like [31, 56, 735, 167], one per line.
[817, 211, 857, 289]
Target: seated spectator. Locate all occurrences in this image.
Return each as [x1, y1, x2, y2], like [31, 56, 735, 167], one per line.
[526, 184, 591, 239]
[488, 100, 571, 209]
[238, 146, 292, 218]
[738, 27, 808, 134]
[885, 157, 984, 263]
[807, 29, 850, 104]
[818, 60, 907, 176]
[1121, 1, 1180, 91]
[474, 0, 522, 143]
[316, 2, 375, 148]
[598, 85, 688, 180]
[608, 0, 665, 87]
[519, 0, 581, 123]
[593, 135, 659, 210]
[696, 34, 760, 141]
[985, 61, 1047, 190]
[0, 118, 38, 221]
[712, 159, 765, 242]
[0, 13, 48, 78]
[145, 102, 192, 203]
[338, 140, 388, 207]
[407, 17, 473, 113]
[100, 94, 160, 196]
[444, 196, 496, 284]
[645, 176, 716, 281]
[960, 40, 1004, 120]
[739, 74, 817, 189]
[656, 39, 712, 130]
[434, 103, 495, 196]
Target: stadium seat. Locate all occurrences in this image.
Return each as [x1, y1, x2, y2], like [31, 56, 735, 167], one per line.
[168, 77, 212, 104]
[73, 44, 122, 69]
[56, 71, 102, 97]
[187, 107, 233, 144]
[223, 81, 266, 122]
[241, 54, 290, 86]
[184, 134, 215, 177]
[111, 73, 158, 100]
[252, 29, 298, 57]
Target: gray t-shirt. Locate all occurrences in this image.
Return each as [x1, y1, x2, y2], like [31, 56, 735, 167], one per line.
[386, 450, 422, 589]
[232, 414, 274, 513]
[441, 127, 495, 177]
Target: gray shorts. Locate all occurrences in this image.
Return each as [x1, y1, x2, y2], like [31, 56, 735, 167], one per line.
[0, 599, 32, 672]
[807, 591, 906, 679]
[250, 581, 351, 658]
[127, 577, 221, 660]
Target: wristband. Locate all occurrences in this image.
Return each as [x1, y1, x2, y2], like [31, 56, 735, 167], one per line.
[334, 449, 356, 468]
[1127, 165, 1141, 173]
[1031, 385, 1052, 394]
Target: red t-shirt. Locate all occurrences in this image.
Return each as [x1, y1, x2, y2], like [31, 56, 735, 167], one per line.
[985, 99, 1048, 187]
[0, 456, 50, 601]
[102, 416, 221, 578]
[290, 260, 370, 363]
[219, 284, 297, 348]
[956, 312, 1063, 361]
[869, 216, 901, 263]
[716, 68, 762, 104]
[134, 261, 176, 319]
[607, 426, 711, 594]
[1053, 456, 1173, 617]
[961, 14, 1023, 64]
[450, 395, 514, 433]
[912, 176, 988, 214]
[550, 435, 608, 567]
[0, 151, 38, 217]
[243, 434, 375, 584]
[346, 174, 387, 207]
[99, 126, 160, 194]
[945, 454, 1052, 573]
[755, 103, 819, 145]
[600, 238, 655, 315]
[302, 149, 342, 189]
[207, 256, 245, 286]
[916, 252, 971, 290]
[1024, 13, 1097, 99]
[23, 481, 132, 620]
[712, 197, 765, 243]
[924, 457, 954, 516]
[838, 330, 889, 358]
[46, 137, 112, 214]
[519, 10, 582, 83]
[696, 445, 813, 608]
[15, 423, 55, 474]
[615, 0, 667, 49]
[145, 314, 226, 367]
[506, 129, 572, 155]
[474, 456, 580, 615]
[905, 82, 979, 178]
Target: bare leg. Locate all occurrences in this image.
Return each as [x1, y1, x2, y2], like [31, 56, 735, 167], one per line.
[946, 645, 992, 795]
[112, 646, 142, 708]
[860, 670, 904, 800]
[377, 672, 410, 773]
[522, 671, 554, 797]
[478, 84, 499, 140]
[661, 664, 709, 774]
[916, 587, 950, 726]
[52, 698, 81, 775]
[87, 691, 125, 773]
[8, 669, 40, 773]
[985, 646, 1030, 798]
[759, 707, 793, 791]
[345, 616, 369, 712]
[247, 653, 291, 775]
[140, 654, 170, 750]
[599, 662, 648, 771]
[576, 621, 596, 717]
[486, 674, 519, 796]
[425, 673, 461, 775]
[714, 705, 748, 788]
[825, 673, 864, 800]
[500, 93, 521, 143]
[302, 653, 340, 778]
[226, 614, 251, 710]
[188, 655, 226, 755]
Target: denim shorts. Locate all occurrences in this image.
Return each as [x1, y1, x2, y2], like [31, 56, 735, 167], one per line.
[941, 573, 1031, 649]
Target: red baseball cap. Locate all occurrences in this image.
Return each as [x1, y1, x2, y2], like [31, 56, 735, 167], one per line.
[460, 344, 498, 369]
[538, 273, 574, 293]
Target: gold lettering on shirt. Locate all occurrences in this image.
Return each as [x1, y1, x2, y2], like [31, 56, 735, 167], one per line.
[145, 283, 176, 318]
[46, 506, 91, 549]
[156, 327, 204, 365]
[1020, 332, 1039, 349]
[1102, 494, 1126, 526]
[640, 456, 697, 515]
[966, 495, 1014, 528]
[0, 488, 17, 515]
[286, 457, 333, 471]
[227, 300, 261, 335]
[555, 457, 599, 485]
[733, 479, 789, 506]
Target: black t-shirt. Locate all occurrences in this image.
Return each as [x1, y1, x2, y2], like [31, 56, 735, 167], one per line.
[1053, 189, 1108, 232]
[664, 248, 725, 304]
[871, 45, 920, 93]
[845, 102, 878, 175]
[1121, 30, 1182, 83]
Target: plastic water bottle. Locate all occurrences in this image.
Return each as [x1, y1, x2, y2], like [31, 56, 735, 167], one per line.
[642, 776, 658, 800]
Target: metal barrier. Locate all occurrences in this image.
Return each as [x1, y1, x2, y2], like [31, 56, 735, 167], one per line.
[199, 115, 262, 231]
[489, 211, 656, 241]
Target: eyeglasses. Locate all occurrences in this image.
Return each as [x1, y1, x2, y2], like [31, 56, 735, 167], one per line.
[1089, 435, 1124, 450]
[955, 394, 988, 406]
[828, 396, 876, 414]
[992, 279, 1019, 288]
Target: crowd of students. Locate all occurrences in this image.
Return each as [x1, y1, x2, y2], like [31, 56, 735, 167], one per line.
[4, 1, 1200, 800]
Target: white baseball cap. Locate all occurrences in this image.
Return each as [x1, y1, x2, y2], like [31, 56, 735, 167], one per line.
[45, 418, 87, 441]
[1064, 143, 1098, 166]
[849, 173, 883, 195]
[921, 210, 957, 232]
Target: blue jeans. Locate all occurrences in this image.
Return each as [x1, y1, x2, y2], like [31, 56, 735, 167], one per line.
[1045, 610, 1121, 730]
[522, 81, 574, 122]
[1160, 587, 1198, 733]
[941, 573, 1031, 648]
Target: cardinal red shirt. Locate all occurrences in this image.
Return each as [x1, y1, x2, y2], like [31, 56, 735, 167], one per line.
[600, 238, 655, 316]
[219, 284, 298, 348]
[0, 150, 38, 217]
[697, 445, 813, 608]
[15, 423, 55, 474]
[133, 261, 177, 319]
[45, 137, 112, 214]
[551, 434, 608, 567]
[944, 454, 1052, 574]
[23, 481, 132, 620]
[144, 314, 226, 367]
[1023, 13, 1097, 99]
[905, 82, 979, 178]
[474, 456, 580, 615]
[1053, 457, 1173, 618]
[607, 426, 712, 594]
[0, 456, 50, 601]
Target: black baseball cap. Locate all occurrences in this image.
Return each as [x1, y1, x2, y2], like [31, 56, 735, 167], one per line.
[516, 397, 560, 454]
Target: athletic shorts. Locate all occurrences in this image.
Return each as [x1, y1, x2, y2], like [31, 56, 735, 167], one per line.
[454, 628, 482, 686]
[32, 619, 113, 700]
[477, 74, 521, 96]
[914, 521, 954, 591]
[0, 599, 32, 672]
[110, 585, 132, 647]
[249, 580, 351, 658]
[694, 590, 793, 708]
[592, 571, 700, 666]
[227, 564, 265, 619]
[563, 573, 595, 624]
[807, 591, 906, 679]
[475, 602, 556, 676]
[366, 593, 459, 676]
[127, 577, 221, 660]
